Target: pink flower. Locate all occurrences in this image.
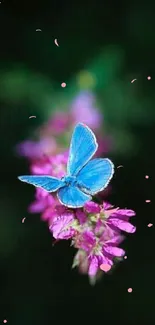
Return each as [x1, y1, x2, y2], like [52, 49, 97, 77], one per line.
[70, 91, 102, 129]
[30, 152, 68, 178]
[73, 229, 120, 276]
[49, 212, 76, 240]
[88, 255, 99, 276]
[84, 201, 101, 214]
[45, 112, 71, 135]
[75, 230, 96, 252]
[72, 250, 89, 274]
[16, 138, 57, 160]
[42, 204, 68, 224]
[72, 201, 136, 277]
[103, 203, 136, 234]
[30, 157, 53, 175]
[41, 205, 57, 222]
[76, 209, 87, 224]
[28, 188, 54, 213]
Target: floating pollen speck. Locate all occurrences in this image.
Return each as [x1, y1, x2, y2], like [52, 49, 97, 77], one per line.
[100, 264, 111, 272]
[54, 39, 59, 47]
[61, 82, 66, 88]
[131, 79, 137, 83]
[147, 223, 153, 228]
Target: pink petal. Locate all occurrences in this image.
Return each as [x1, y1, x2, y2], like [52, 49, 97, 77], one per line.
[104, 208, 119, 218]
[28, 190, 54, 214]
[70, 91, 102, 129]
[36, 188, 49, 198]
[104, 246, 125, 257]
[88, 256, 99, 276]
[94, 219, 104, 234]
[100, 226, 117, 242]
[109, 218, 136, 233]
[103, 202, 113, 210]
[101, 254, 113, 265]
[84, 201, 101, 213]
[106, 234, 124, 245]
[79, 231, 96, 251]
[111, 209, 136, 217]
[31, 162, 52, 175]
[55, 205, 68, 215]
[41, 207, 55, 222]
[72, 250, 89, 274]
[76, 209, 87, 224]
[28, 200, 46, 213]
[82, 231, 96, 244]
[49, 213, 75, 239]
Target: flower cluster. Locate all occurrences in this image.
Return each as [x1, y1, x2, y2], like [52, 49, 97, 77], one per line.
[17, 91, 136, 283]
[16, 91, 111, 161]
[48, 201, 136, 281]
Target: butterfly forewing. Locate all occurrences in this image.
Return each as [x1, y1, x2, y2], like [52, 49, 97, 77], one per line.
[76, 158, 114, 195]
[18, 175, 64, 192]
[67, 123, 98, 176]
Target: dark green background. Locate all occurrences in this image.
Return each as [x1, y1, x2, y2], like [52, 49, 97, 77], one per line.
[0, 0, 154, 323]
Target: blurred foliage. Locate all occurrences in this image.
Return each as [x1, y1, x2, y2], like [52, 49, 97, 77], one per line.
[0, 45, 154, 156]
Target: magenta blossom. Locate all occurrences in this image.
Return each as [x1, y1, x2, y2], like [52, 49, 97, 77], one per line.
[28, 188, 55, 214]
[102, 202, 136, 234]
[49, 211, 77, 240]
[16, 138, 57, 160]
[42, 112, 71, 135]
[17, 91, 111, 163]
[30, 152, 68, 178]
[70, 91, 102, 129]
[47, 200, 135, 279]
[73, 229, 124, 277]
[71, 201, 136, 279]
[28, 152, 68, 219]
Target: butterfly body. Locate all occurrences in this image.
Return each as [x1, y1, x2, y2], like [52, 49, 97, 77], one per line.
[61, 175, 77, 186]
[18, 123, 114, 208]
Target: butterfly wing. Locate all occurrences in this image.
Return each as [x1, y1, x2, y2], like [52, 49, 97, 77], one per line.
[18, 175, 64, 192]
[57, 185, 91, 208]
[76, 158, 114, 195]
[67, 123, 98, 176]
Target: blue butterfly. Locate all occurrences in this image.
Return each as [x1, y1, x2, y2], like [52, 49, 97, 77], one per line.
[18, 123, 114, 208]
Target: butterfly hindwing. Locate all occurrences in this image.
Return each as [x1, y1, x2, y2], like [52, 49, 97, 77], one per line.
[76, 158, 114, 195]
[18, 175, 64, 192]
[67, 123, 98, 176]
[57, 185, 91, 208]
